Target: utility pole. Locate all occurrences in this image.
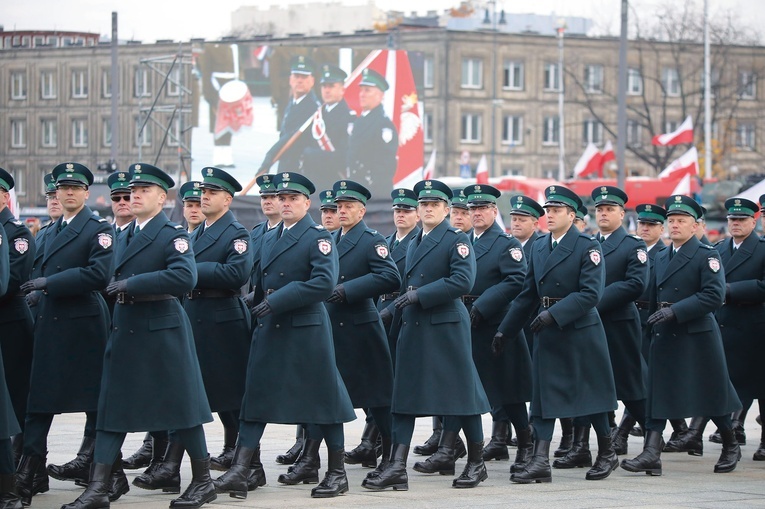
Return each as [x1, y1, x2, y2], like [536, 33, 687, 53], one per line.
[556, 23, 566, 181]
[110, 12, 119, 170]
[616, 0, 628, 188]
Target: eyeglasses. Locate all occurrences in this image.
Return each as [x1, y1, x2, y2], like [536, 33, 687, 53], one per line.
[111, 194, 130, 203]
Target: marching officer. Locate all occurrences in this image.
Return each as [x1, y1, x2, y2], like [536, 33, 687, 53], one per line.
[319, 190, 340, 232]
[346, 69, 398, 187]
[108, 172, 134, 233]
[180, 182, 204, 233]
[213, 172, 356, 500]
[559, 187, 646, 464]
[621, 195, 741, 476]
[321, 180, 399, 480]
[65, 163, 217, 509]
[0, 168, 35, 464]
[494, 185, 619, 483]
[363, 179, 490, 491]
[449, 190, 471, 233]
[17, 163, 116, 505]
[574, 204, 589, 232]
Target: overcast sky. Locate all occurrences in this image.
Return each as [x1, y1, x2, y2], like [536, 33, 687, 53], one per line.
[2, 0, 762, 43]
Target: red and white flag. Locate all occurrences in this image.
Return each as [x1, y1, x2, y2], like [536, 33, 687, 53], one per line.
[423, 150, 436, 181]
[573, 143, 603, 178]
[311, 107, 335, 152]
[652, 116, 694, 146]
[8, 188, 19, 220]
[475, 155, 489, 184]
[658, 146, 699, 180]
[670, 173, 692, 195]
[600, 140, 615, 170]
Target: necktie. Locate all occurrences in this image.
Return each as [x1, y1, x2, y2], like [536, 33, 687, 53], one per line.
[599, 234, 605, 243]
[134, 225, 141, 235]
[669, 248, 675, 260]
[58, 221, 67, 233]
[392, 239, 399, 250]
[472, 235, 477, 245]
[552, 240, 558, 250]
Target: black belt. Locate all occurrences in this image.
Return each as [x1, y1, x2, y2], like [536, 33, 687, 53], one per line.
[461, 295, 480, 305]
[635, 300, 651, 310]
[186, 289, 238, 300]
[116, 293, 175, 305]
[380, 292, 400, 302]
[657, 301, 674, 309]
[540, 296, 564, 308]
[405, 286, 418, 291]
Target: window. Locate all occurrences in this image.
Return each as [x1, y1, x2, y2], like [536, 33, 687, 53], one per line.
[662, 68, 680, 97]
[102, 69, 112, 98]
[72, 69, 88, 98]
[11, 119, 27, 148]
[72, 119, 88, 147]
[423, 112, 433, 143]
[584, 65, 604, 93]
[627, 68, 642, 95]
[503, 61, 524, 90]
[167, 67, 181, 97]
[665, 120, 679, 134]
[461, 58, 482, 89]
[41, 71, 56, 99]
[542, 167, 558, 179]
[737, 124, 756, 150]
[48, 35, 59, 47]
[544, 63, 560, 91]
[13, 169, 25, 196]
[103, 118, 112, 147]
[41, 119, 57, 148]
[627, 119, 642, 147]
[423, 56, 434, 89]
[460, 113, 482, 143]
[135, 116, 152, 147]
[11, 72, 26, 100]
[542, 116, 559, 145]
[502, 115, 523, 145]
[739, 71, 756, 99]
[135, 67, 151, 97]
[699, 68, 720, 98]
[583, 119, 603, 145]
[33, 36, 45, 47]
[167, 117, 181, 147]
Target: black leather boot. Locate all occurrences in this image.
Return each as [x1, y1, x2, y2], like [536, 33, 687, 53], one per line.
[210, 446, 235, 472]
[170, 455, 217, 508]
[246, 447, 266, 491]
[212, 445, 256, 499]
[714, 428, 741, 473]
[311, 448, 349, 498]
[620, 430, 662, 476]
[10, 436, 21, 469]
[48, 436, 94, 485]
[482, 421, 510, 461]
[510, 439, 552, 483]
[413, 430, 458, 475]
[0, 473, 22, 509]
[15, 454, 48, 506]
[553, 418, 573, 458]
[132, 441, 183, 493]
[586, 434, 619, 480]
[344, 422, 379, 468]
[107, 453, 129, 502]
[753, 426, 765, 461]
[667, 416, 707, 456]
[612, 414, 636, 456]
[452, 441, 488, 488]
[629, 424, 644, 437]
[362, 443, 409, 491]
[710, 409, 747, 445]
[510, 427, 533, 474]
[413, 417, 441, 456]
[277, 438, 320, 485]
[663, 419, 689, 452]
[362, 436, 392, 485]
[552, 426, 591, 468]
[59, 462, 111, 509]
[121, 433, 153, 470]
[276, 425, 305, 465]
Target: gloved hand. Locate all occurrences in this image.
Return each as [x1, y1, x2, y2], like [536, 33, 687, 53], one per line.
[243, 291, 255, 307]
[470, 307, 483, 327]
[530, 310, 555, 333]
[491, 332, 505, 357]
[252, 299, 272, 318]
[25, 291, 42, 307]
[380, 307, 393, 328]
[393, 290, 419, 309]
[105, 279, 128, 296]
[326, 284, 346, 304]
[647, 307, 675, 325]
[20, 277, 47, 294]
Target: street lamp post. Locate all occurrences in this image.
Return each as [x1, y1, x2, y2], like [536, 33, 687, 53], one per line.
[484, 1, 501, 178]
[557, 22, 566, 181]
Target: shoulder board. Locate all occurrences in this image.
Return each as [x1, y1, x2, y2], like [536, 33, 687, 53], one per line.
[631, 234, 642, 240]
[231, 221, 246, 231]
[12, 220, 22, 226]
[450, 228, 461, 233]
[312, 225, 325, 230]
[173, 224, 184, 230]
[95, 216, 107, 223]
[700, 244, 714, 249]
[502, 232, 512, 239]
[714, 239, 725, 247]
[364, 228, 378, 235]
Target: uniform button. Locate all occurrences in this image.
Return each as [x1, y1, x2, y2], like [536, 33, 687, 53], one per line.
[197, 319, 202, 323]
[659, 287, 663, 291]
[53, 317, 57, 321]
[259, 323, 263, 327]
[340, 276, 345, 280]
[556, 283, 560, 286]
[420, 274, 424, 277]
[339, 323, 344, 327]
[114, 327, 118, 331]
[415, 321, 419, 325]
[264, 272, 268, 276]
[129, 330, 134, 334]
[275, 324, 280, 329]
[403, 321, 407, 326]
[280, 272, 284, 276]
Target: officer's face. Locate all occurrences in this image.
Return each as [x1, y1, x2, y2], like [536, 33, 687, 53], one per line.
[130, 185, 166, 219]
[321, 82, 345, 105]
[469, 205, 497, 234]
[111, 192, 132, 221]
[183, 201, 203, 229]
[510, 214, 538, 241]
[289, 73, 315, 98]
[595, 204, 625, 234]
[393, 208, 419, 231]
[0, 189, 7, 210]
[638, 221, 664, 246]
[56, 184, 89, 215]
[201, 188, 232, 219]
[359, 85, 384, 111]
[337, 200, 366, 232]
[667, 214, 698, 245]
[46, 193, 63, 220]
[278, 193, 310, 226]
[449, 207, 471, 232]
[573, 218, 587, 232]
[321, 208, 339, 231]
[260, 194, 279, 219]
[419, 200, 450, 231]
[694, 219, 706, 239]
[544, 206, 575, 235]
[728, 216, 756, 241]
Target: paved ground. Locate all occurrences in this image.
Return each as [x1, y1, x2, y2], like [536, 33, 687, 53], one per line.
[37, 409, 765, 509]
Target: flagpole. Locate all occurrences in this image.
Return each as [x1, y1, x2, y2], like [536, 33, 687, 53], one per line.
[703, 0, 711, 180]
[616, 0, 628, 188]
[557, 22, 566, 181]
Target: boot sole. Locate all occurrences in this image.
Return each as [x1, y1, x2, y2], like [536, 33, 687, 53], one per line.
[311, 485, 349, 498]
[482, 453, 510, 461]
[277, 476, 319, 485]
[109, 484, 130, 502]
[132, 480, 181, 493]
[170, 491, 217, 508]
[552, 462, 592, 469]
[362, 482, 408, 491]
[412, 465, 454, 475]
[620, 463, 662, 476]
[510, 475, 551, 484]
[453, 471, 488, 488]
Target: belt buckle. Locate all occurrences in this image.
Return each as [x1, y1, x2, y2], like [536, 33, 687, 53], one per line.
[542, 296, 550, 308]
[266, 289, 274, 296]
[407, 286, 415, 292]
[116, 292, 128, 305]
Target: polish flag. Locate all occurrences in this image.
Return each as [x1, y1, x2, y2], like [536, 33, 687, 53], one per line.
[475, 155, 489, 184]
[658, 146, 699, 180]
[8, 188, 19, 219]
[600, 140, 615, 170]
[670, 173, 692, 195]
[423, 150, 436, 180]
[652, 116, 694, 146]
[573, 143, 603, 178]
[344, 50, 424, 189]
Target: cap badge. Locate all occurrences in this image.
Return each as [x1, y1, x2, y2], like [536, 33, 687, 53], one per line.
[134, 164, 142, 171]
[735, 199, 741, 206]
[340, 181, 347, 189]
[193, 182, 200, 189]
[282, 173, 290, 181]
[66, 163, 74, 170]
[675, 195, 682, 202]
[645, 205, 652, 211]
[398, 189, 405, 195]
[206, 168, 214, 176]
